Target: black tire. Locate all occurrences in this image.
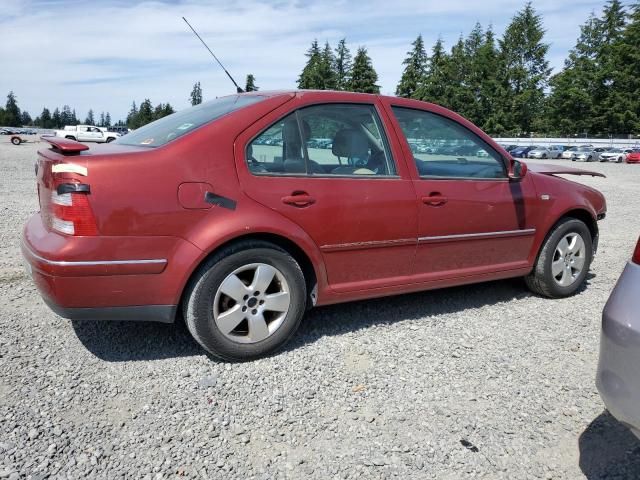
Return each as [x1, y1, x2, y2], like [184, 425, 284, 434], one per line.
[106, 137, 115, 143]
[11, 137, 20, 146]
[525, 218, 593, 298]
[183, 240, 307, 361]
[542, 154, 548, 159]
[65, 135, 76, 141]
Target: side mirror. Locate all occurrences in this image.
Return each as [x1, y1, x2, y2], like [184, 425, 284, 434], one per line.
[508, 158, 527, 181]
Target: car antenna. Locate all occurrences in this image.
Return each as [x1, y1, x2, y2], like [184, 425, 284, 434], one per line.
[182, 16, 244, 93]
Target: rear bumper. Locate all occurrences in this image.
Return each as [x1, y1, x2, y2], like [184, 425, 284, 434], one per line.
[21, 214, 203, 321]
[596, 261, 640, 436]
[44, 298, 176, 323]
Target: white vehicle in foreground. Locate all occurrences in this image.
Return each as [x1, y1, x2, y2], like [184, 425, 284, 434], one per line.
[55, 125, 120, 143]
[599, 148, 632, 163]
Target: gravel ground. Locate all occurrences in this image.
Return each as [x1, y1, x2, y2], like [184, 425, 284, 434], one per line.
[1, 141, 640, 479]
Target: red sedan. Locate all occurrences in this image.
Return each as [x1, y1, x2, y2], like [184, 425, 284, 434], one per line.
[627, 149, 640, 164]
[22, 91, 606, 360]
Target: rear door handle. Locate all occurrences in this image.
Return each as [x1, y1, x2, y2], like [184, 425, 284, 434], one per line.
[422, 194, 448, 206]
[282, 192, 316, 208]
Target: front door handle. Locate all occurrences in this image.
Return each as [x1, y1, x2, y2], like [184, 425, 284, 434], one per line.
[422, 193, 448, 206]
[282, 192, 316, 208]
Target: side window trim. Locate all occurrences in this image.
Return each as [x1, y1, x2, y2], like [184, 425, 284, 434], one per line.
[246, 102, 400, 179]
[390, 105, 508, 180]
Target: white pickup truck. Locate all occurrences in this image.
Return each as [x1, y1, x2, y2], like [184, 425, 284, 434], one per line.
[55, 125, 120, 143]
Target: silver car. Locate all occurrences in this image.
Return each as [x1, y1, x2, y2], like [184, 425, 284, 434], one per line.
[561, 146, 578, 159]
[597, 236, 640, 437]
[528, 145, 563, 159]
[572, 146, 605, 162]
[527, 147, 551, 159]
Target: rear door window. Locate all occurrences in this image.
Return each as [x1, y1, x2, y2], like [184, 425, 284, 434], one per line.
[248, 103, 396, 176]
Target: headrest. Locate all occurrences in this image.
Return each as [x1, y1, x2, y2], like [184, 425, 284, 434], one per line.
[332, 128, 369, 158]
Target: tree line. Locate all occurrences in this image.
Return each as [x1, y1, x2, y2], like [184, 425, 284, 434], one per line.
[296, 1, 639, 137]
[3, 1, 638, 136]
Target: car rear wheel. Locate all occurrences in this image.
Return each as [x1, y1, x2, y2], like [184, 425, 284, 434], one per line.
[65, 136, 76, 141]
[11, 137, 20, 145]
[183, 240, 307, 361]
[106, 137, 115, 143]
[525, 218, 593, 298]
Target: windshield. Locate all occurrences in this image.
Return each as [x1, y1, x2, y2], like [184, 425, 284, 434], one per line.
[576, 147, 591, 152]
[116, 95, 265, 147]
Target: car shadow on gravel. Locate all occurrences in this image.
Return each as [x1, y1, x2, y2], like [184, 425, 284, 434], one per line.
[579, 411, 640, 479]
[287, 277, 538, 350]
[72, 274, 595, 362]
[71, 318, 202, 361]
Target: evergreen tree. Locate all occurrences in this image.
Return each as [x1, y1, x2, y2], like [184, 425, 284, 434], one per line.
[439, 36, 473, 115]
[348, 47, 380, 93]
[4, 91, 21, 127]
[547, 14, 601, 135]
[85, 109, 95, 125]
[417, 38, 448, 105]
[476, 28, 509, 134]
[190, 81, 203, 105]
[318, 41, 337, 90]
[61, 105, 72, 126]
[40, 108, 52, 129]
[298, 40, 324, 89]
[611, 2, 640, 133]
[245, 74, 258, 92]
[593, 0, 629, 132]
[499, 2, 551, 135]
[105, 112, 111, 127]
[99, 112, 105, 127]
[126, 101, 138, 128]
[396, 34, 428, 98]
[334, 39, 352, 90]
[137, 99, 153, 127]
[71, 109, 79, 125]
[52, 108, 62, 129]
[20, 111, 32, 126]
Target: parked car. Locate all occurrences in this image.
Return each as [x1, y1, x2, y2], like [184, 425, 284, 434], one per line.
[21, 91, 607, 360]
[562, 146, 578, 159]
[572, 146, 605, 162]
[55, 125, 120, 143]
[626, 149, 640, 164]
[105, 126, 130, 136]
[597, 235, 640, 437]
[599, 148, 629, 163]
[510, 145, 536, 158]
[527, 146, 562, 159]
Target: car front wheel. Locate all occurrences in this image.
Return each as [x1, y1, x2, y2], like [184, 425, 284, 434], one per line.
[183, 240, 307, 361]
[525, 218, 593, 298]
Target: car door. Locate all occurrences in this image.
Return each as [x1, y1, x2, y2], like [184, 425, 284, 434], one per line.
[384, 101, 539, 280]
[236, 99, 418, 291]
[76, 126, 90, 141]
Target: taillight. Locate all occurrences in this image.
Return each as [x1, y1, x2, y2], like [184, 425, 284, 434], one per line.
[633, 237, 640, 265]
[49, 189, 98, 236]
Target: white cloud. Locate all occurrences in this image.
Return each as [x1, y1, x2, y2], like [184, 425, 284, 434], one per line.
[0, 0, 606, 121]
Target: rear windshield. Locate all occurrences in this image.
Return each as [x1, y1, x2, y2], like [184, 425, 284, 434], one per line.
[116, 95, 265, 147]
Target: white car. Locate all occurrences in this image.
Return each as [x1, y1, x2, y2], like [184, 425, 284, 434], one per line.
[55, 125, 120, 143]
[599, 148, 632, 163]
[561, 147, 577, 159]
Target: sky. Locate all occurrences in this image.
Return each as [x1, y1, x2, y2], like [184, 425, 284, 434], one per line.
[0, 0, 609, 123]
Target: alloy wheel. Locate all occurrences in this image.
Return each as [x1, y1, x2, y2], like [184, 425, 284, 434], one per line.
[552, 233, 586, 287]
[213, 263, 291, 344]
